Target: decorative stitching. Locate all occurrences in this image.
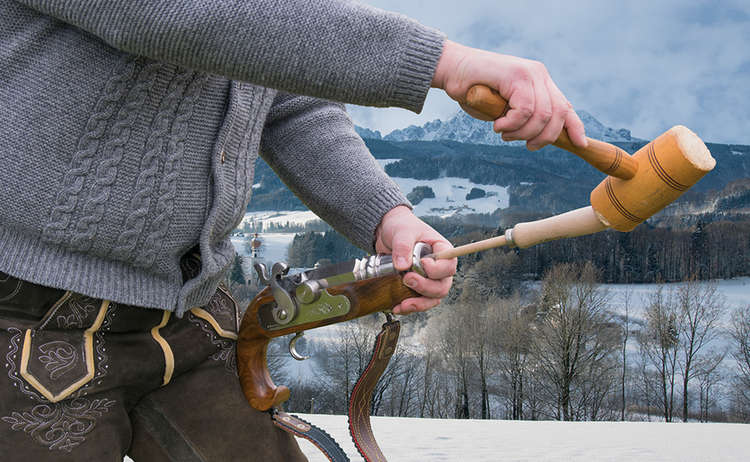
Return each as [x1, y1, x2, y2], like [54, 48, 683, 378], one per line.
[20, 301, 109, 403]
[5, 327, 45, 402]
[70, 61, 164, 252]
[135, 72, 207, 268]
[2, 398, 116, 453]
[188, 311, 236, 374]
[110, 66, 189, 263]
[42, 55, 138, 245]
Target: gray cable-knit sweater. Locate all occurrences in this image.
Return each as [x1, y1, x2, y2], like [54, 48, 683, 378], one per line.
[0, 1, 445, 315]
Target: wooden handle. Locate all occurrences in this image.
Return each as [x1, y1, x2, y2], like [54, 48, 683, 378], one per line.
[429, 207, 607, 260]
[237, 274, 419, 411]
[509, 206, 607, 248]
[465, 85, 638, 180]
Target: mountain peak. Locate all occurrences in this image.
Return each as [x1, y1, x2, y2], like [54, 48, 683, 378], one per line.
[356, 110, 638, 145]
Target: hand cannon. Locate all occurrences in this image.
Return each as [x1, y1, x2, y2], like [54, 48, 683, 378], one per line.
[238, 82, 714, 428]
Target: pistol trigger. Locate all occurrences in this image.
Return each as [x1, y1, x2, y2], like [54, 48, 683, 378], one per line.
[289, 331, 310, 361]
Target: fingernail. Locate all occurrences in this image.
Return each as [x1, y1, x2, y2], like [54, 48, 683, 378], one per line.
[397, 256, 409, 268]
[404, 277, 417, 288]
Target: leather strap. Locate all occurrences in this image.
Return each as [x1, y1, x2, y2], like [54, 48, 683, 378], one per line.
[271, 409, 350, 462]
[269, 316, 400, 462]
[348, 318, 401, 462]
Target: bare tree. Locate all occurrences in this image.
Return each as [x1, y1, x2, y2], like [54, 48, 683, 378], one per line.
[491, 295, 533, 420]
[619, 288, 633, 420]
[638, 286, 679, 421]
[531, 262, 617, 421]
[730, 305, 750, 421]
[432, 301, 473, 418]
[675, 279, 724, 422]
[695, 351, 726, 422]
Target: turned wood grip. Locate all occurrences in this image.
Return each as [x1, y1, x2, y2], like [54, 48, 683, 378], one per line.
[465, 84, 638, 180]
[509, 206, 607, 248]
[237, 274, 419, 411]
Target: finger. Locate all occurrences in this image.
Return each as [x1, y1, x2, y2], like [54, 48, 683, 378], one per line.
[390, 228, 419, 272]
[564, 103, 587, 147]
[403, 273, 453, 299]
[526, 79, 567, 151]
[422, 240, 457, 279]
[421, 257, 457, 280]
[393, 296, 443, 315]
[493, 80, 534, 133]
[501, 78, 552, 143]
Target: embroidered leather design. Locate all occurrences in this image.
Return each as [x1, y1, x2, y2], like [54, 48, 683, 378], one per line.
[5, 327, 45, 402]
[20, 299, 109, 402]
[2, 398, 116, 453]
[0, 272, 23, 303]
[188, 289, 238, 374]
[48, 295, 100, 330]
[38, 341, 79, 380]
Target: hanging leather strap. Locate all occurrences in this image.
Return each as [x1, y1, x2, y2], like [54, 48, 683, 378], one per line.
[271, 409, 350, 462]
[270, 316, 400, 462]
[348, 317, 400, 462]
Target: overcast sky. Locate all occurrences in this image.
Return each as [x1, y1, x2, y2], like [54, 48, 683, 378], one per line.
[347, 0, 750, 144]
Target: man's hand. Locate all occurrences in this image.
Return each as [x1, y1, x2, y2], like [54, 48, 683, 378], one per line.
[374, 206, 457, 315]
[432, 40, 587, 152]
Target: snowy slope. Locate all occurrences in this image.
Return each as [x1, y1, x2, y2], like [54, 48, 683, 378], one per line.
[378, 159, 509, 217]
[124, 416, 748, 462]
[294, 414, 748, 462]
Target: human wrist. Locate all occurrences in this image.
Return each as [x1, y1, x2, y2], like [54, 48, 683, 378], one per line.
[374, 205, 413, 250]
[431, 39, 464, 90]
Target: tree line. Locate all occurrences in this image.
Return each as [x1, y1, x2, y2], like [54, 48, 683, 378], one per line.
[257, 262, 749, 423]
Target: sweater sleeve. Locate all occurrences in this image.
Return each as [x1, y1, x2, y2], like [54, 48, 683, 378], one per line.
[14, 0, 445, 113]
[260, 92, 410, 252]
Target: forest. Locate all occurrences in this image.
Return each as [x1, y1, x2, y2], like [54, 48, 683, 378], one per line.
[227, 213, 750, 424]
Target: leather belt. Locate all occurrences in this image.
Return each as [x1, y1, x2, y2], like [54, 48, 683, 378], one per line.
[272, 315, 401, 462]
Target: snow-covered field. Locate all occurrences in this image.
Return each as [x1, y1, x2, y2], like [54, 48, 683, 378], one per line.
[603, 278, 749, 314]
[294, 414, 749, 462]
[124, 416, 749, 462]
[378, 159, 510, 217]
[241, 210, 322, 230]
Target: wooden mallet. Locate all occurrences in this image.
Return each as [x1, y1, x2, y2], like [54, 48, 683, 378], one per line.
[428, 85, 716, 261]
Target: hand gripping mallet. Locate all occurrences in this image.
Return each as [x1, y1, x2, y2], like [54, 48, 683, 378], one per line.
[427, 85, 716, 260]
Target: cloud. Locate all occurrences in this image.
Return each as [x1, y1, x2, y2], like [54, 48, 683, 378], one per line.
[348, 0, 750, 144]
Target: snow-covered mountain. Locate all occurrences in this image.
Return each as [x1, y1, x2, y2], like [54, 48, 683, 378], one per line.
[355, 110, 638, 145]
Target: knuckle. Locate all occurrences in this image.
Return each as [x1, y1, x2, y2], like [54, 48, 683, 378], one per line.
[538, 108, 553, 123]
[531, 60, 547, 74]
[517, 105, 534, 120]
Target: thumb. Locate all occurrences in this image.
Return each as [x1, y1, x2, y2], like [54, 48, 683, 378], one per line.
[390, 228, 419, 272]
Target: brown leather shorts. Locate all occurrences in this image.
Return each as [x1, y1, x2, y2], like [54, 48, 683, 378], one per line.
[0, 272, 306, 462]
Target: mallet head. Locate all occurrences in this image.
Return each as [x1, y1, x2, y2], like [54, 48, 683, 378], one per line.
[590, 126, 715, 231]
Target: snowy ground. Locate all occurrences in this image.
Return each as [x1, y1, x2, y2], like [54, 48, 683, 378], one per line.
[376, 159, 509, 218]
[293, 414, 749, 462]
[603, 278, 749, 314]
[241, 210, 321, 230]
[124, 416, 750, 461]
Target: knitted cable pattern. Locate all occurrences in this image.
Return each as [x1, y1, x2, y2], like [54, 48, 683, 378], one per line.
[42, 56, 137, 245]
[70, 60, 163, 253]
[134, 72, 207, 269]
[109, 66, 190, 263]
